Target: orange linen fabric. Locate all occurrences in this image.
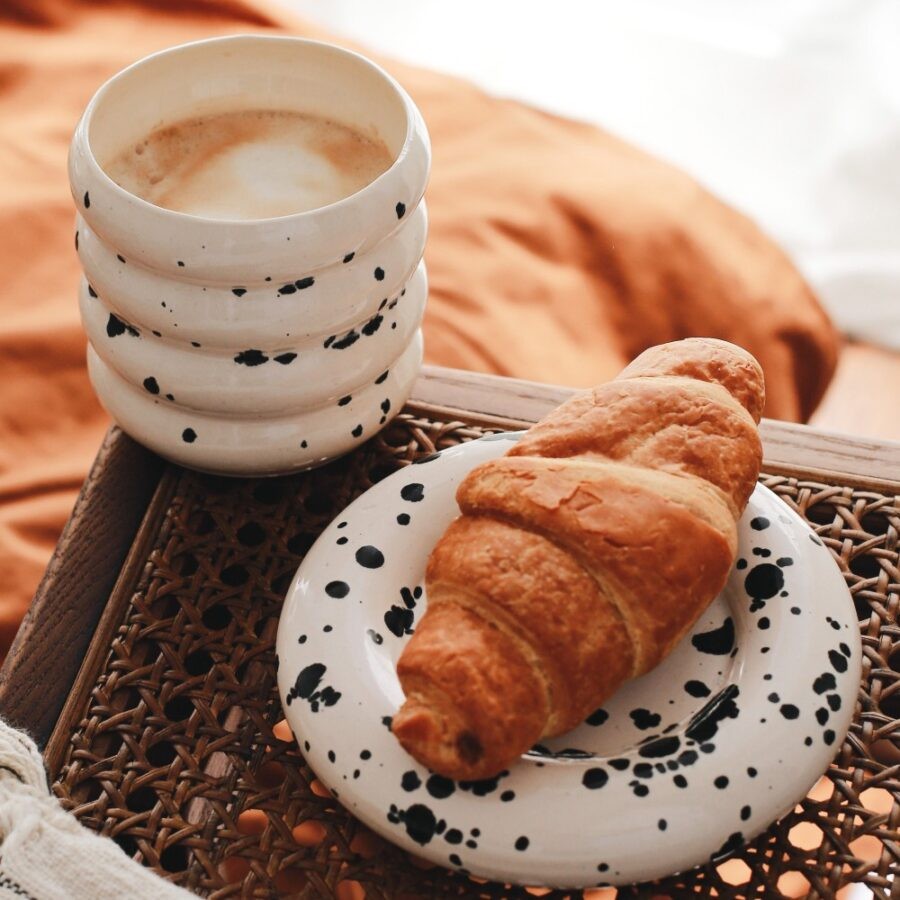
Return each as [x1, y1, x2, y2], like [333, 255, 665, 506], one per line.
[0, 0, 837, 657]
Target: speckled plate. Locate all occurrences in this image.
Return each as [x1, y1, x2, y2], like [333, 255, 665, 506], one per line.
[275, 433, 860, 888]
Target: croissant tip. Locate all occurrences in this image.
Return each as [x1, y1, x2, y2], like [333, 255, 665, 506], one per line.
[392, 698, 492, 781]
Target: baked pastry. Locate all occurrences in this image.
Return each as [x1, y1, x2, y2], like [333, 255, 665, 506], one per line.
[391, 338, 765, 779]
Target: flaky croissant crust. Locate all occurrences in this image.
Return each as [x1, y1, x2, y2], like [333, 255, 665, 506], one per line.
[392, 338, 764, 779]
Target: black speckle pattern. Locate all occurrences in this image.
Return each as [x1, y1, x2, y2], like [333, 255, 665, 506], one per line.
[83, 191, 90, 208]
[285, 663, 341, 713]
[232, 288, 246, 297]
[374, 267, 385, 281]
[387, 803, 442, 846]
[630, 709, 661, 730]
[142, 377, 159, 395]
[181, 428, 196, 444]
[396, 201, 406, 218]
[329, 329, 359, 351]
[691, 618, 735, 655]
[685, 680, 711, 698]
[582, 768, 608, 790]
[234, 349, 268, 366]
[401, 771, 421, 792]
[362, 313, 384, 336]
[356, 546, 385, 569]
[384, 604, 414, 637]
[106, 313, 140, 339]
[745, 564, 785, 608]
[401, 483, 425, 502]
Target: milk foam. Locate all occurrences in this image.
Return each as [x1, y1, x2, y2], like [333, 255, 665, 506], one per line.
[103, 109, 394, 219]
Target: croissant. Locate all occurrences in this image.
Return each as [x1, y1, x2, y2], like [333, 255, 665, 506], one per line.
[391, 338, 765, 780]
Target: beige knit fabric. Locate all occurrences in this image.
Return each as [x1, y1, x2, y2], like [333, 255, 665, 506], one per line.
[0, 720, 192, 900]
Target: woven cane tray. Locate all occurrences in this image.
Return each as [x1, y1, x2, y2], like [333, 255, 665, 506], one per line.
[42, 401, 900, 899]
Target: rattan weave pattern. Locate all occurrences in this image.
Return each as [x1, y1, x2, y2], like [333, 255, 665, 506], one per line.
[50, 414, 900, 899]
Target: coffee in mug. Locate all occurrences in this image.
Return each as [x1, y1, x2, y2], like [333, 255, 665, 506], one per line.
[104, 109, 394, 220]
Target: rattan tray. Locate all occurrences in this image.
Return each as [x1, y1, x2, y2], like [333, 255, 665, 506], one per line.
[3, 369, 900, 899]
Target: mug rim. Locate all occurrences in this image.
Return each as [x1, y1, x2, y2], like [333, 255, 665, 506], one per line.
[76, 33, 423, 227]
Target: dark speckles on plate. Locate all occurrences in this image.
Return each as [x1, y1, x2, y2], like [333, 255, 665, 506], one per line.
[685, 680, 711, 698]
[629, 708, 661, 730]
[691, 617, 735, 655]
[401, 483, 425, 502]
[582, 768, 608, 790]
[356, 546, 384, 568]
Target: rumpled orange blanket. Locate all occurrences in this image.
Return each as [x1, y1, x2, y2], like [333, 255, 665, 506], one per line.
[0, 0, 837, 656]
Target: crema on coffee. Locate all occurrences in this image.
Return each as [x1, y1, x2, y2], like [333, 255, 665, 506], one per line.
[103, 109, 394, 219]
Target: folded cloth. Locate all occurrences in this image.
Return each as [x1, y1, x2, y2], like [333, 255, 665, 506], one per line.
[0, 0, 838, 661]
[0, 719, 192, 899]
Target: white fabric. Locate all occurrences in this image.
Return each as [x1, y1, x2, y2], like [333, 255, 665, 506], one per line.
[283, 0, 900, 348]
[0, 720, 193, 900]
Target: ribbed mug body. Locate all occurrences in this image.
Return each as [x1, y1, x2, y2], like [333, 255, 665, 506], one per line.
[69, 36, 430, 475]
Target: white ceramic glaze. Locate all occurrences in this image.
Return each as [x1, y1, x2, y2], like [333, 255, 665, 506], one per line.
[276, 434, 861, 888]
[69, 35, 430, 475]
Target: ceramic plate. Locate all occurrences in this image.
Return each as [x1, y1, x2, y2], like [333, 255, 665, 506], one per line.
[275, 433, 860, 888]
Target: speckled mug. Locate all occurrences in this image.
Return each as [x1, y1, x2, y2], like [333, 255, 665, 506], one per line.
[69, 35, 430, 475]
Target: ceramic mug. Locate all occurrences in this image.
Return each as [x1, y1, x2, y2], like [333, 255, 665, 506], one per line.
[69, 35, 430, 475]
